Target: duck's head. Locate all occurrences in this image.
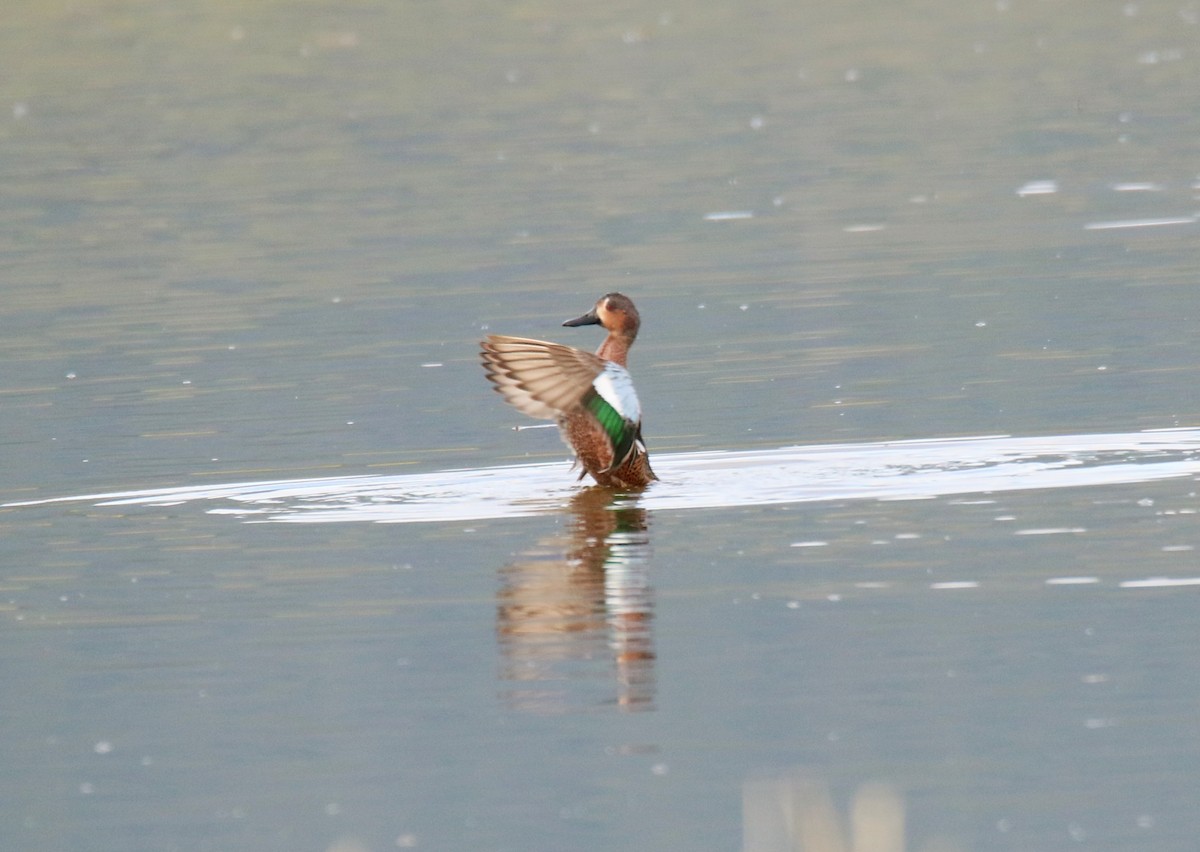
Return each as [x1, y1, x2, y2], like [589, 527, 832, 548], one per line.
[563, 292, 641, 342]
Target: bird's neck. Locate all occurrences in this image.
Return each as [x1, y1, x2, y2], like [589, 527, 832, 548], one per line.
[597, 333, 633, 366]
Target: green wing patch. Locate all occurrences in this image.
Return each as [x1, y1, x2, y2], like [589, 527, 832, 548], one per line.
[586, 392, 635, 467]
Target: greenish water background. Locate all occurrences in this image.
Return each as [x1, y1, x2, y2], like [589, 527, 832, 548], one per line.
[3, 2, 1200, 850]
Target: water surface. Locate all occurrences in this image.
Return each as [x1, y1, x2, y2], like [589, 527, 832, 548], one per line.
[3, 2, 1200, 851]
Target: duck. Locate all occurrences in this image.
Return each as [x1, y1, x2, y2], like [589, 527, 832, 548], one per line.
[480, 292, 657, 489]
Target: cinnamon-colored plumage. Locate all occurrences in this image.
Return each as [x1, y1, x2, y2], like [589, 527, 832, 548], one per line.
[481, 293, 656, 489]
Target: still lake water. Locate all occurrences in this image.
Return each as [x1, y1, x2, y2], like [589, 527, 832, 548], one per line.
[3, 2, 1200, 850]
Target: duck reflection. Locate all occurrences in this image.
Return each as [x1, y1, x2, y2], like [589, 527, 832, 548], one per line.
[742, 771, 961, 852]
[496, 486, 655, 712]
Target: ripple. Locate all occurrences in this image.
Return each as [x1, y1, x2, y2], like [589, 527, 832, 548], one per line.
[8, 428, 1200, 525]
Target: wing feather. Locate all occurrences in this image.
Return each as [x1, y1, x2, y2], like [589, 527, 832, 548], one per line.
[480, 335, 606, 420]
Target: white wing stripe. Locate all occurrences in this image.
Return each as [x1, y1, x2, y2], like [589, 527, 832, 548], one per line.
[593, 364, 641, 423]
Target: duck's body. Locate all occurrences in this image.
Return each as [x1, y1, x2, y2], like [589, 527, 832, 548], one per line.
[481, 293, 657, 490]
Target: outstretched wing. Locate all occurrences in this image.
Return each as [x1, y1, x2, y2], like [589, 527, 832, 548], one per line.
[480, 335, 605, 420]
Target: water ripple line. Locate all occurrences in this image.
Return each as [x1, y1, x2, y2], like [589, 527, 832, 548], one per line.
[6, 428, 1200, 525]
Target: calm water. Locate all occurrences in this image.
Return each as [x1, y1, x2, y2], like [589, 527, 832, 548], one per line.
[3, 2, 1200, 850]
